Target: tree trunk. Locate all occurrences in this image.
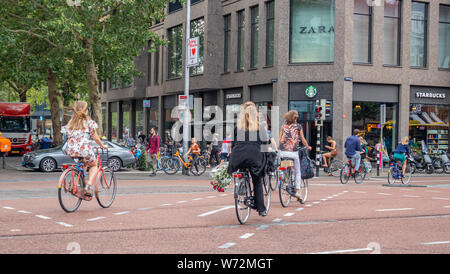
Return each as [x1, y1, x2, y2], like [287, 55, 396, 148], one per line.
[84, 37, 103, 137]
[47, 68, 62, 146]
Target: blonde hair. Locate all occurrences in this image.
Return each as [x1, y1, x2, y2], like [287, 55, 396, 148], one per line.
[68, 101, 90, 131]
[284, 110, 299, 125]
[401, 137, 409, 145]
[237, 101, 259, 131]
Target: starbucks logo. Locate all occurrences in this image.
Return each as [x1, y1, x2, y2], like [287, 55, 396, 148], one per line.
[305, 85, 317, 98]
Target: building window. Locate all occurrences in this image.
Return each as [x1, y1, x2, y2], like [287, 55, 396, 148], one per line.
[168, 25, 183, 80]
[290, 0, 335, 63]
[154, 45, 160, 85]
[250, 6, 259, 69]
[224, 14, 231, 73]
[353, 0, 372, 64]
[266, 0, 275, 67]
[237, 10, 245, 71]
[190, 17, 205, 76]
[147, 42, 152, 86]
[410, 1, 428, 68]
[384, 0, 402, 66]
[168, 0, 183, 13]
[439, 5, 450, 69]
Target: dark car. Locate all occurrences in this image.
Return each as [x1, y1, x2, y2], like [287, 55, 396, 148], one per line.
[22, 141, 136, 172]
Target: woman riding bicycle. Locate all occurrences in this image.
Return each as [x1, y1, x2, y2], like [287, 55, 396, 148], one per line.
[227, 101, 270, 217]
[61, 101, 108, 197]
[278, 110, 312, 202]
[393, 137, 411, 176]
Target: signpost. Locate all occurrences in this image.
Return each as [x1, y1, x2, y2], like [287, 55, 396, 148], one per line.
[183, 0, 192, 174]
[187, 37, 199, 68]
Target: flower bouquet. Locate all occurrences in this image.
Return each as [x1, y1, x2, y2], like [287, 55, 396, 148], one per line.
[209, 162, 232, 192]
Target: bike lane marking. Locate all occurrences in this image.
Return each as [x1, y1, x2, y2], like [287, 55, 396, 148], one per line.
[198, 205, 234, 217]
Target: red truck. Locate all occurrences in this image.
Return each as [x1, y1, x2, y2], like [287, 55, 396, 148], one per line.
[0, 102, 33, 155]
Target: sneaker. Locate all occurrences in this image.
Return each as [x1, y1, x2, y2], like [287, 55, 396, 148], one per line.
[258, 209, 268, 217]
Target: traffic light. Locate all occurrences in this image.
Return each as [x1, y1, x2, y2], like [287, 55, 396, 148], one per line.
[325, 100, 332, 119]
[314, 100, 323, 127]
[319, 99, 326, 121]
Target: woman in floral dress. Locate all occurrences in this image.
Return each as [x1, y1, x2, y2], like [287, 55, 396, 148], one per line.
[61, 101, 108, 196]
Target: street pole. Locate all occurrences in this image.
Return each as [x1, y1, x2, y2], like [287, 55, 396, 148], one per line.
[183, 0, 191, 174]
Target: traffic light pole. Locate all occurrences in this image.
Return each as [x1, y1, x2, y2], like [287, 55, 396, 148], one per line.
[316, 125, 321, 177]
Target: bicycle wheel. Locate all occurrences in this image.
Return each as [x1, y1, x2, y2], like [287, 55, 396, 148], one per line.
[297, 179, 308, 204]
[268, 171, 278, 191]
[164, 157, 180, 175]
[190, 157, 206, 176]
[387, 166, 400, 185]
[279, 169, 292, 207]
[354, 165, 365, 184]
[402, 163, 412, 185]
[444, 164, 450, 174]
[262, 176, 271, 213]
[329, 160, 344, 177]
[340, 164, 350, 184]
[234, 179, 251, 224]
[58, 168, 83, 213]
[95, 168, 117, 208]
[159, 156, 170, 171]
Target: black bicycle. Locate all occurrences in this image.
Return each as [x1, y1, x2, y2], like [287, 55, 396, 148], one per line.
[233, 169, 271, 224]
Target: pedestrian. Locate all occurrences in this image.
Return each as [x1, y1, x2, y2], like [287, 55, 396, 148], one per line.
[278, 110, 312, 203]
[207, 133, 220, 168]
[138, 131, 146, 145]
[322, 136, 338, 168]
[146, 127, 160, 176]
[220, 133, 232, 164]
[344, 129, 363, 174]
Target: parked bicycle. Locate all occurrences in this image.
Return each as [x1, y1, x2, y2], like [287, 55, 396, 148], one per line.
[165, 145, 207, 176]
[233, 168, 271, 224]
[57, 148, 117, 213]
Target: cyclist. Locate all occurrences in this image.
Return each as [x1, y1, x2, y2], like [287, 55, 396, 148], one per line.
[185, 137, 201, 170]
[278, 110, 312, 202]
[392, 137, 411, 176]
[61, 101, 108, 197]
[321, 136, 338, 168]
[227, 101, 269, 216]
[344, 129, 363, 175]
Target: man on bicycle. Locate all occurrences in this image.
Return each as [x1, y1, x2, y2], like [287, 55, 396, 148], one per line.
[344, 129, 363, 175]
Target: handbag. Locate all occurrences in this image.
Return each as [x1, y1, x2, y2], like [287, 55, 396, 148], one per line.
[299, 149, 315, 179]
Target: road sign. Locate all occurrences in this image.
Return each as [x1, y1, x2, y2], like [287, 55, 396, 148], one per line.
[143, 100, 151, 108]
[187, 37, 199, 68]
[380, 104, 386, 125]
[179, 95, 188, 110]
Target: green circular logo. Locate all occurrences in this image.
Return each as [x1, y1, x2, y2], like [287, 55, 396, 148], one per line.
[305, 85, 317, 98]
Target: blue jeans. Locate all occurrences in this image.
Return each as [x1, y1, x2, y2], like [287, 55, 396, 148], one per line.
[348, 153, 361, 171]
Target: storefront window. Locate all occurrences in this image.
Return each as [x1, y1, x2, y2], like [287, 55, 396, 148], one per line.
[409, 104, 449, 155]
[122, 102, 130, 140]
[439, 5, 450, 69]
[352, 102, 398, 154]
[136, 103, 144, 137]
[111, 103, 118, 142]
[290, 0, 335, 63]
[168, 25, 183, 79]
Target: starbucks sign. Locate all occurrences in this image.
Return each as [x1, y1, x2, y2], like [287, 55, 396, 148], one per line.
[305, 85, 317, 98]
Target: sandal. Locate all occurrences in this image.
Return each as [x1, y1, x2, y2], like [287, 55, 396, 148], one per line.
[84, 185, 92, 197]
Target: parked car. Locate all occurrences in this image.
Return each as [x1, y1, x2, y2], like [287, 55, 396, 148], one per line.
[22, 141, 136, 172]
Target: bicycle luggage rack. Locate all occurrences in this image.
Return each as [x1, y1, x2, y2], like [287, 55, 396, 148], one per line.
[280, 160, 294, 169]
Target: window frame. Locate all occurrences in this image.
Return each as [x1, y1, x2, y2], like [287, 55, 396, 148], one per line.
[383, 0, 402, 67]
[237, 9, 246, 72]
[265, 0, 275, 67]
[353, 0, 373, 65]
[410, 1, 429, 69]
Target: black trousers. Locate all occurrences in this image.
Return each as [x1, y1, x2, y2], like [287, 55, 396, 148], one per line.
[209, 146, 219, 166]
[250, 173, 265, 212]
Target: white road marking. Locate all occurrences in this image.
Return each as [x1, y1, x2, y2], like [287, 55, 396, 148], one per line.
[422, 241, 450, 245]
[138, 207, 152, 211]
[18, 210, 31, 214]
[272, 218, 283, 222]
[56, 222, 73, 227]
[376, 193, 392, 196]
[207, 196, 216, 199]
[159, 204, 172, 207]
[404, 195, 420, 198]
[35, 215, 51, 220]
[10, 229, 21, 232]
[432, 197, 450, 201]
[353, 191, 367, 194]
[3, 207, 15, 210]
[296, 208, 304, 212]
[305, 204, 313, 207]
[309, 247, 373, 254]
[256, 225, 269, 230]
[219, 194, 228, 197]
[176, 201, 187, 204]
[219, 243, 236, 249]
[312, 201, 320, 204]
[198, 206, 234, 217]
[320, 198, 328, 201]
[376, 208, 414, 212]
[114, 211, 130, 215]
[444, 206, 450, 208]
[193, 198, 203, 201]
[240, 233, 254, 239]
[87, 217, 106, 222]
[284, 212, 295, 217]
[426, 190, 441, 193]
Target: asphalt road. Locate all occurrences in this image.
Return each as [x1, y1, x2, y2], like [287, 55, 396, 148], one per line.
[2, 162, 450, 255]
